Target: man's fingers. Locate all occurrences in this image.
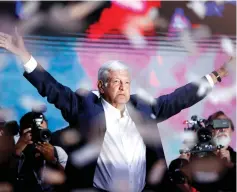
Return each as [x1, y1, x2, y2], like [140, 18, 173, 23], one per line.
[0, 43, 5, 48]
[36, 145, 45, 153]
[15, 27, 21, 37]
[0, 32, 7, 37]
[23, 128, 31, 134]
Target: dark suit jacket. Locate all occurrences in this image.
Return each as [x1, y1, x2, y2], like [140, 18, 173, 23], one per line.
[24, 64, 211, 190]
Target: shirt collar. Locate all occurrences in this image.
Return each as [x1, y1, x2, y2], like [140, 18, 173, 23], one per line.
[101, 98, 129, 119]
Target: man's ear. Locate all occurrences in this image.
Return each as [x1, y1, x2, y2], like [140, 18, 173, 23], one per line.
[97, 80, 105, 94]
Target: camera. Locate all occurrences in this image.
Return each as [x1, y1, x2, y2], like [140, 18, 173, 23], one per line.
[169, 115, 230, 184]
[180, 115, 229, 157]
[31, 113, 51, 143]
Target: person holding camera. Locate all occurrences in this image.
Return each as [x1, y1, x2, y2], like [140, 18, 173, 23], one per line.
[169, 111, 236, 192]
[14, 112, 68, 192]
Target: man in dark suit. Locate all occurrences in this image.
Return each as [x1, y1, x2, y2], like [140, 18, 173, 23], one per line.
[0, 30, 233, 192]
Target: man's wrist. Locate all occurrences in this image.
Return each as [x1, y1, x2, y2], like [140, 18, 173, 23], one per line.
[209, 67, 228, 85]
[19, 51, 31, 64]
[216, 67, 228, 78]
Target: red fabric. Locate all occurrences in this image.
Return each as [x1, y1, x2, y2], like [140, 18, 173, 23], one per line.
[87, 1, 161, 39]
[191, 187, 198, 192]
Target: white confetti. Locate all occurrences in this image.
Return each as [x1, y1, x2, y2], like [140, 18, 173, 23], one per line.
[76, 78, 92, 93]
[20, 95, 46, 112]
[192, 25, 212, 40]
[193, 171, 219, 183]
[71, 142, 101, 167]
[180, 131, 197, 149]
[148, 160, 166, 185]
[221, 36, 235, 56]
[109, 176, 130, 192]
[180, 30, 197, 54]
[48, 4, 80, 32]
[187, 72, 211, 97]
[136, 88, 156, 105]
[207, 85, 236, 104]
[123, 26, 147, 49]
[0, 108, 16, 122]
[41, 167, 65, 185]
[60, 129, 80, 146]
[187, 1, 206, 19]
[113, 0, 144, 11]
[150, 113, 156, 119]
[148, 7, 159, 20]
[19, 1, 40, 19]
[215, 0, 225, 5]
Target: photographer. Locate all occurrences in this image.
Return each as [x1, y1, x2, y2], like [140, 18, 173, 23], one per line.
[14, 112, 68, 192]
[208, 111, 236, 191]
[0, 119, 17, 187]
[169, 111, 236, 192]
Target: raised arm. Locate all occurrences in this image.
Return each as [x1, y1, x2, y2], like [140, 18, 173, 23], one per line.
[0, 29, 82, 124]
[152, 58, 233, 122]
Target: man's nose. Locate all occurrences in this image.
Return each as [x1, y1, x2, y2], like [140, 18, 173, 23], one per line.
[119, 82, 125, 90]
[218, 128, 225, 132]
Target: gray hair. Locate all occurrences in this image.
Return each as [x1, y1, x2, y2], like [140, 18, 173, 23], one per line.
[98, 60, 129, 84]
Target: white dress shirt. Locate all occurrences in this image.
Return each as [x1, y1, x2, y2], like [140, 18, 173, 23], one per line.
[24, 56, 215, 192]
[93, 99, 146, 192]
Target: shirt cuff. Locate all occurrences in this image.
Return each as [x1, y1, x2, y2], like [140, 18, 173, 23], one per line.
[205, 74, 215, 88]
[23, 56, 37, 73]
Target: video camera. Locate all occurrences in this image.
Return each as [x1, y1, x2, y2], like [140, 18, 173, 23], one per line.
[179, 115, 230, 157]
[31, 112, 51, 143]
[169, 115, 230, 184]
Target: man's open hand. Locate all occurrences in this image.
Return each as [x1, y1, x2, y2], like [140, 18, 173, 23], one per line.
[0, 27, 31, 63]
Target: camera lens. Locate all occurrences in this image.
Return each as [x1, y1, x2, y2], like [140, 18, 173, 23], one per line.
[197, 128, 212, 143]
[39, 129, 51, 142]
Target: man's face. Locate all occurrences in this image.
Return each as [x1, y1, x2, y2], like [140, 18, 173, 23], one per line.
[40, 120, 48, 129]
[212, 115, 233, 147]
[102, 70, 131, 106]
[21, 120, 48, 136]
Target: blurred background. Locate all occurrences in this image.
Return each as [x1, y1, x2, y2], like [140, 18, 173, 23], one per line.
[0, 0, 236, 165]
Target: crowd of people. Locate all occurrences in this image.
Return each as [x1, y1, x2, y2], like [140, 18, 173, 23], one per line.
[0, 29, 236, 192]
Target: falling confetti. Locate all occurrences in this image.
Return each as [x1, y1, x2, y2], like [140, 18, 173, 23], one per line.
[215, 0, 225, 5]
[123, 26, 147, 49]
[0, 108, 16, 122]
[136, 88, 156, 105]
[187, 72, 212, 97]
[150, 113, 156, 119]
[20, 95, 46, 112]
[148, 7, 159, 20]
[193, 171, 219, 183]
[221, 36, 235, 56]
[180, 30, 197, 54]
[41, 167, 65, 185]
[207, 85, 236, 104]
[60, 129, 81, 146]
[113, 0, 144, 11]
[48, 4, 81, 32]
[180, 131, 197, 149]
[71, 142, 101, 167]
[187, 1, 207, 19]
[18, 1, 40, 19]
[192, 25, 212, 40]
[148, 160, 166, 185]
